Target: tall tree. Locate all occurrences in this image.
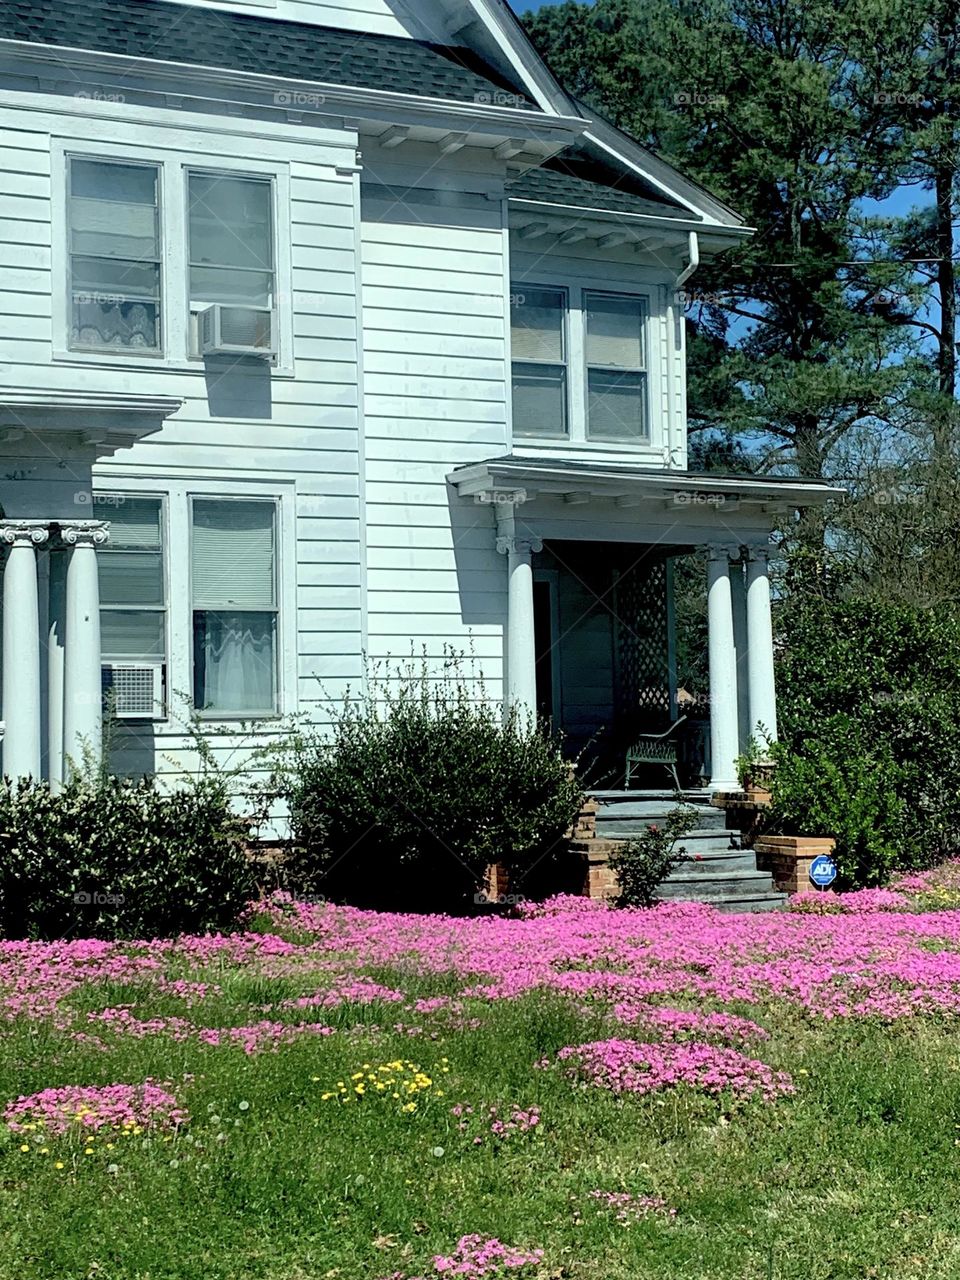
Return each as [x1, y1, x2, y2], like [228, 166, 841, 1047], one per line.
[523, 0, 936, 492]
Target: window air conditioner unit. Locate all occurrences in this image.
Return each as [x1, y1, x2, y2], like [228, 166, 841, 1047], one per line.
[101, 662, 165, 720]
[199, 304, 277, 358]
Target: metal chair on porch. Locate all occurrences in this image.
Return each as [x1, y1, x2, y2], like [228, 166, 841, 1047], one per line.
[624, 715, 688, 790]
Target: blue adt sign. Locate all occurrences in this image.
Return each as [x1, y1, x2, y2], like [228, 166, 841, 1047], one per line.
[809, 855, 838, 887]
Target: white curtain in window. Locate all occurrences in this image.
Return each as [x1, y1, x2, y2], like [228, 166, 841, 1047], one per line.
[193, 612, 275, 713]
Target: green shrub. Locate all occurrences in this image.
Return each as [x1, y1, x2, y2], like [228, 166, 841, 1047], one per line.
[0, 774, 255, 940]
[608, 804, 695, 908]
[772, 598, 960, 883]
[278, 665, 583, 913]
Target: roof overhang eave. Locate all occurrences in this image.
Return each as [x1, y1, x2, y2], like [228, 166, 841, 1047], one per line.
[448, 457, 845, 508]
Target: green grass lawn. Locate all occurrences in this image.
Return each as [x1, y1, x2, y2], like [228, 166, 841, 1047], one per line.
[4, 898, 960, 1280]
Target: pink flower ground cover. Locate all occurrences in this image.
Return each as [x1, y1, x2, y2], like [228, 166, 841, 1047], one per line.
[547, 1038, 794, 1102]
[4, 1082, 186, 1136]
[378, 1235, 544, 1278]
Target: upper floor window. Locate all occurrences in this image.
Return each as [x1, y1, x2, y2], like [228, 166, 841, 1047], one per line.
[511, 287, 567, 438]
[585, 292, 648, 442]
[61, 150, 284, 364]
[187, 171, 275, 309]
[510, 283, 651, 447]
[191, 498, 278, 716]
[68, 158, 161, 352]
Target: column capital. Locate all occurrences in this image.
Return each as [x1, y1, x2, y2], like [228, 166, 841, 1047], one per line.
[58, 520, 110, 549]
[743, 545, 769, 566]
[496, 533, 543, 557]
[0, 519, 50, 548]
[706, 542, 741, 564]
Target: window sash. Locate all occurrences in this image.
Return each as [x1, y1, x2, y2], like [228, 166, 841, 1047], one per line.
[585, 291, 647, 371]
[68, 158, 162, 352]
[187, 171, 276, 308]
[97, 495, 166, 662]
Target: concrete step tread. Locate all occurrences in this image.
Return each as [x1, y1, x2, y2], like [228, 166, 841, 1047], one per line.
[596, 826, 739, 841]
[662, 867, 772, 885]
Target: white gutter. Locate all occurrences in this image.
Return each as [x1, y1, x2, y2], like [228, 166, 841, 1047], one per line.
[675, 231, 700, 290]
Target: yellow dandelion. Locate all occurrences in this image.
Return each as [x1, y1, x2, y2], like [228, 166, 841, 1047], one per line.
[55, 1162, 64, 1170]
[84, 1148, 94, 1156]
[19, 1145, 28, 1153]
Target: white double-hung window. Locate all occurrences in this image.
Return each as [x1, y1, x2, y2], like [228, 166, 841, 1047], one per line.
[98, 496, 167, 719]
[510, 287, 568, 437]
[191, 499, 279, 716]
[585, 291, 649, 442]
[67, 158, 162, 351]
[510, 283, 652, 447]
[187, 171, 275, 309]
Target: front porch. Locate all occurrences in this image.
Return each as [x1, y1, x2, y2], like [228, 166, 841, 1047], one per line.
[450, 455, 843, 793]
[0, 393, 181, 784]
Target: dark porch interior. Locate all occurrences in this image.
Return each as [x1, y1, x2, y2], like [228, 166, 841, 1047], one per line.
[532, 540, 710, 788]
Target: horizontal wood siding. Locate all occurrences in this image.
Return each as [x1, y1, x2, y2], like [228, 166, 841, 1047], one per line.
[0, 96, 363, 779]
[361, 184, 508, 693]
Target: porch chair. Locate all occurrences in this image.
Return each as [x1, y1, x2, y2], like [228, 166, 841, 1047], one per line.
[624, 715, 688, 790]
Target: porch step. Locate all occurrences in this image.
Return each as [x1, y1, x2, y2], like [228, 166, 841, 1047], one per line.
[587, 790, 788, 913]
[655, 868, 777, 899]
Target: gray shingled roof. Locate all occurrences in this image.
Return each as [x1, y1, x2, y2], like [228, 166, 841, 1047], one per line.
[506, 141, 692, 219]
[0, 0, 539, 109]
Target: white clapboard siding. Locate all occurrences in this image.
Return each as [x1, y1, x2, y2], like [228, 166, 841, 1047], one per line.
[0, 96, 364, 781]
[360, 181, 508, 694]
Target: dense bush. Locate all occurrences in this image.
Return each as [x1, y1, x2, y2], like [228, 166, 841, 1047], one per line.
[0, 774, 255, 940]
[771, 599, 960, 885]
[278, 667, 584, 912]
[608, 805, 695, 908]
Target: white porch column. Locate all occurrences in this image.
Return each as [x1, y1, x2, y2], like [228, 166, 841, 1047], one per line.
[62, 521, 109, 777]
[707, 545, 740, 791]
[745, 547, 778, 745]
[46, 548, 67, 791]
[1, 521, 49, 779]
[496, 515, 542, 727]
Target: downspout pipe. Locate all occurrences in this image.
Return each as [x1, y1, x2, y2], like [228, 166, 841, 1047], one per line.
[674, 230, 700, 292]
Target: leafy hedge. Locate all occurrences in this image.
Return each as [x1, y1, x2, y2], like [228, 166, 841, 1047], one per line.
[770, 599, 960, 886]
[278, 668, 583, 913]
[0, 775, 255, 940]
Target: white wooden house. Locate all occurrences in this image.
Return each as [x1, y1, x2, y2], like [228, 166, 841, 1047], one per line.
[0, 0, 840, 796]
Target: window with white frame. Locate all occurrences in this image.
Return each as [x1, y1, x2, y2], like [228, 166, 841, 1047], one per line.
[187, 170, 275, 310]
[68, 158, 162, 352]
[510, 284, 652, 446]
[191, 498, 278, 716]
[585, 291, 649, 442]
[510, 287, 568, 437]
[98, 496, 166, 718]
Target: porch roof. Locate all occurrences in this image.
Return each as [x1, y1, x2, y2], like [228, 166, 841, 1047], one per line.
[448, 455, 845, 512]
